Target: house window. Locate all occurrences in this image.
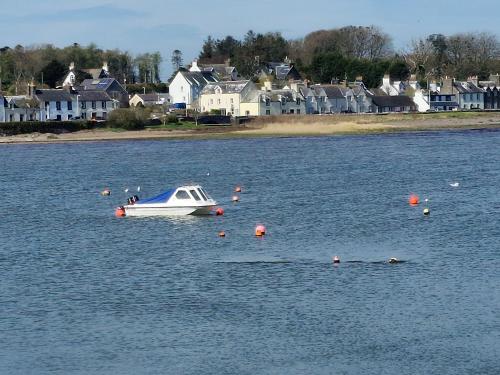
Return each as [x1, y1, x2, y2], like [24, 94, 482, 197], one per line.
[245, 111, 250, 116]
[81, 102, 86, 109]
[20, 114, 24, 121]
[102, 101, 106, 109]
[67, 101, 72, 110]
[92, 101, 96, 109]
[297, 109, 300, 114]
[296, 98, 300, 105]
[265, 98, 270, 106]
[102, 112, 107, 120]
[290, 109, 294, 114]
[282, 109, 286, 114]
[230, 98, 234, 104]
[210, 99, 213, 104]
[56, 101, 61, 110]
[82, 113, 87, 119]
[9, 114, 13, 121]
[446, 96, 451, 101]
[56, 115, 61, 121]
[181, 86, 184, 92]
[266, 110, 271, 115]
[217, 99, 221, 104]
[45, 101, 49, 108]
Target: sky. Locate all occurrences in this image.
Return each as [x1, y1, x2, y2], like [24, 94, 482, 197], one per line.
[1, 0, 499, 80]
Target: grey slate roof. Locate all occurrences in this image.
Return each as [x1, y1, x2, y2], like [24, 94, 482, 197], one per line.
[371, 95, 415, 107]
[453, 82, 483, 94]
[201, 80, 250, 95]
[35, 89, 73, 101]
[181, 71, 218, 86]
[77, 91, 113, 101]
[80, 78, 118, 91]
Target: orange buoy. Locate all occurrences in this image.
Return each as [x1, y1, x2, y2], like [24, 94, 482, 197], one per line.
[215, 207, 224, 216]
[101, 188, 111, 196]
[232, 195, 239, 202]
[255, 224, 266, 236]
[409, 194, 419, 205]
[218, 231, 226, 237]
[333, 256, 340, 264]
[235, 186, 242, 193]
[115, 206, 126, 217]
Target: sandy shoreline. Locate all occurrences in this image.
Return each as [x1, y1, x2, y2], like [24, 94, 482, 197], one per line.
[2, 113, 500, 144]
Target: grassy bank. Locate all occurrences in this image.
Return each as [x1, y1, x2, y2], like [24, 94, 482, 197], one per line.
[1, 111, 500, 144]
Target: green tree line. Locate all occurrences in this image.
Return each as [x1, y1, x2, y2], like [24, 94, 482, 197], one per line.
[0, 43, 162, 94]
[198, 26, 500, 87]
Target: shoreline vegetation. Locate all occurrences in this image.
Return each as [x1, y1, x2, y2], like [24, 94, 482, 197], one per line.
[2, 112, 500, 144]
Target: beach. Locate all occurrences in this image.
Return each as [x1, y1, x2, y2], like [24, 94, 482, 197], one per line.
[1, 112, 500, 144]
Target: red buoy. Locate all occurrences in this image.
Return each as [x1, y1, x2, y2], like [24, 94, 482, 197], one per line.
[215, 207, 224, 216]
[409, 194, 419, 205]
[255, 224, 266, 236]
[115, 206, 126, 217]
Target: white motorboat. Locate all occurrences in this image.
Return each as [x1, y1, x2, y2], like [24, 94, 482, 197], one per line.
[119, 185, 217, 217]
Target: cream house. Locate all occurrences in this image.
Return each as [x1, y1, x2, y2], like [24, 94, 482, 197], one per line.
[240, 85, 306, 116]
[200, 80, 255, 116]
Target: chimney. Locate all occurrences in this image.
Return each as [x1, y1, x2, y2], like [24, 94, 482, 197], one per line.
[27, 80, 36, 98]
[190, 60, 199, 72]
[263, 80, 272, 91]
[441, 77, 454, 94]
[382, 74, 391, 87]
[224, 58, 231, 67]
[490, 73, 500, 86]
[69, 61, 75, 71]
[469, 76, 478, 86]
[102, 61, 109, 73]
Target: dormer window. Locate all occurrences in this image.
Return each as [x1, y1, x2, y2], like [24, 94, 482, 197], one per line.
[265, 98, 270, 106]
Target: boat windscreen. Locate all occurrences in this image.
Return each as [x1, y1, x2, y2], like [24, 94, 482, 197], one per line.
[197, 188, 208, 201]
[136, 189, 175, 204]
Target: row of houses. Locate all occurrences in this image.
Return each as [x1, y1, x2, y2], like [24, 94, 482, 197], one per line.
[168, 58, 500, 116]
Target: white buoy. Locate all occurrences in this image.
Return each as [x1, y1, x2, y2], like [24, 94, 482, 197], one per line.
[137, 186, 141, 192]
[449, 182, 459, 188]
[124, 188, 129, 193]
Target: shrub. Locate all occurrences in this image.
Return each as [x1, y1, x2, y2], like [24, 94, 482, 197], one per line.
[106, 108, 148, 130]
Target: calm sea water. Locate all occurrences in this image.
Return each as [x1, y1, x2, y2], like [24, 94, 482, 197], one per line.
[1, 131, 499, 374]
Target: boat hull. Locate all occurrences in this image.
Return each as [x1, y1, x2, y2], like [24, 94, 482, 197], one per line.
[124, 204, 215, 217]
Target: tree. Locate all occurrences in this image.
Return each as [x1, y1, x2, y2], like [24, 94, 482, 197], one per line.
[41, 59, 66, 88]
[171, 50, 183, 72]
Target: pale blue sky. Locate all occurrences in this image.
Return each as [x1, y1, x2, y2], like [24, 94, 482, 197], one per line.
[1, 0, 499, 80]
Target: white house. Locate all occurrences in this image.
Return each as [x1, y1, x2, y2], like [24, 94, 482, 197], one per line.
[200, 80, 255, 116]
[75, 91, 118, 120]
[0, 95, 6, 122]
[379, 74, 420, 96]
[4, 96, 39, 121]
[453, 80, 484, 110]
[169, 70, 218, 108]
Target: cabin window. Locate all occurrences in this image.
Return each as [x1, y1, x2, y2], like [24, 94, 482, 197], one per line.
[200, 188, 211, 200]
[175, 190, 190, 199]
[197, 188, 208, 201]
[190, 190, 201, 201]
[67, 101, 72, 110]
[56, 101, 61, 110]
[92, 101, 96, 109]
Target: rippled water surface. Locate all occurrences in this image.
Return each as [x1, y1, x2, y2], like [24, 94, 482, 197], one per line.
[1, 131, 499, 374]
